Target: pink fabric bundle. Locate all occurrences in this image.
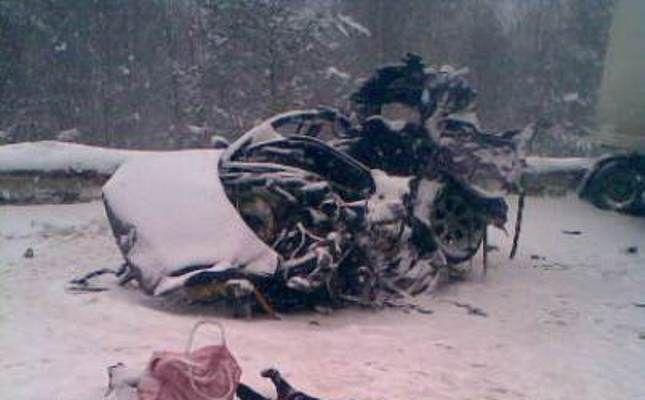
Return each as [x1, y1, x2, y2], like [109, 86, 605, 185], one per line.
[137, 341, 241, 400]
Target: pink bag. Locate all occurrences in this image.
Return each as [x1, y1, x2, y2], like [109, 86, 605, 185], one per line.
[137, 321, 241, 400]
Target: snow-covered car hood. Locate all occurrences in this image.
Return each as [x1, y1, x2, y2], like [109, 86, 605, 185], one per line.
[102, 149, 279, 294]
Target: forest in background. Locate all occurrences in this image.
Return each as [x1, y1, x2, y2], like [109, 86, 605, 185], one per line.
[0, 0, 616, 155]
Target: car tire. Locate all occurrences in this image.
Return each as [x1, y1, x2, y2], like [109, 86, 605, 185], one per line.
[585, 159, 643, 214]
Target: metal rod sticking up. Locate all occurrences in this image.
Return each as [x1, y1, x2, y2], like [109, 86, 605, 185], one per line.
[509, 191, 525, 259]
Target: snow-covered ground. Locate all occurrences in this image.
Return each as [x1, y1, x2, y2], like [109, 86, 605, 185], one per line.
[1, 196, 644, 400]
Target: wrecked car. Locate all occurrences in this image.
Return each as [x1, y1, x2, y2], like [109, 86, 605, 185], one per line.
[99, 54, 532, 314]
[522, 151, 645, 216]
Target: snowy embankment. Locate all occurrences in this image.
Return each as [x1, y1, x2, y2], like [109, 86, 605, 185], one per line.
[0, 141, 144, 175]
[0, 141, 147, 204]
[1, 197, 643, 400]
[0, 142, 595, 177]
[0, 141, 600, 205]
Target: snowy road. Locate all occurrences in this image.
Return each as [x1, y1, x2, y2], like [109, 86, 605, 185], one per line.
[1, 197, 644, 400]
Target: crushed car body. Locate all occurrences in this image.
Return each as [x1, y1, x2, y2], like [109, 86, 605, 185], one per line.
[102, 54, 533, 314]
[522, 152, 645, 216]
[102, 150, 279, 296]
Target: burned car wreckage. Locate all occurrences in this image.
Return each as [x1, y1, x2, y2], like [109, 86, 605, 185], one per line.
[98, 55, 533, 314]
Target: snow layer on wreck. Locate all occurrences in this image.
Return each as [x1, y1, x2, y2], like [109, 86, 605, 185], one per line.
[102, 150, 278, 295]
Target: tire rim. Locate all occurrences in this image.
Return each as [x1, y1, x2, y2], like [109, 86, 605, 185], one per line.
[430, 187, 485, 260]
[602, 168, 640, 209]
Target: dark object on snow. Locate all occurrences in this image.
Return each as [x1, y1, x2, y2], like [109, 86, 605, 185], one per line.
[383, 299, 434, 315]
[561, 230, 583, 235]
[236, 369, 321, 400]
[578, 153, 645, 216]
[262, 369, 320, 400]
[68, 264, 131, 293]
[532, 261, 571, 271]
[101, 54, 529, 315]
[451, 301, 488, 317]
[625, 246, 638, 254]
[23, 247, 34, 258]
[237, 383, 272, 400]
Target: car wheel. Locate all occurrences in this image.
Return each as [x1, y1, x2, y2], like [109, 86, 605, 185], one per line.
[429, 185, 486, 264]
[586, 160, 643, 213]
